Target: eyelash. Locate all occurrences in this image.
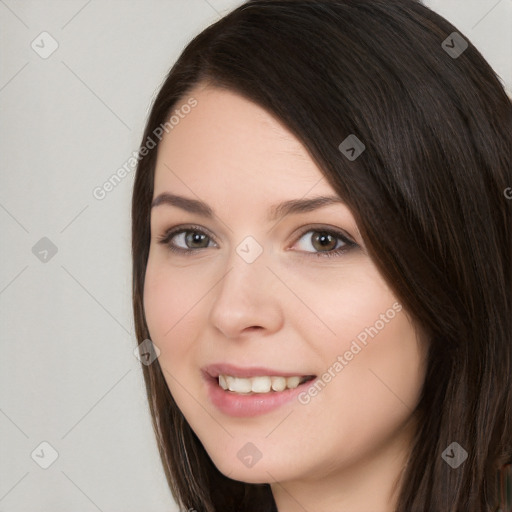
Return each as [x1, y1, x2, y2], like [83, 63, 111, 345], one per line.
[156, 224, 357, 259]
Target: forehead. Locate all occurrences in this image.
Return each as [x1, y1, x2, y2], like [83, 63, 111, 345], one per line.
[153, 85, 334, 199]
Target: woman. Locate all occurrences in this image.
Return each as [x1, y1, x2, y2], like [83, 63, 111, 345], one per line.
[131, 1, 512, 510]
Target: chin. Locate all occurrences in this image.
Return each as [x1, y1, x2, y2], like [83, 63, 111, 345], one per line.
[208, 451, 288, 484]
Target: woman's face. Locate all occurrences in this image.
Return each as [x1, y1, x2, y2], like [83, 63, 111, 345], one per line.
[144, 83, 427, 506]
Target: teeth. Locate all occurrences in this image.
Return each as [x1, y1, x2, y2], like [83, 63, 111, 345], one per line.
[218, 374, 228, 390]
[271, 376, 286, 392]
[286, 376, 300, 389]
[252, 376, 271, 393]
[218, 374, 308, 393]
[225, 375, 252, 393]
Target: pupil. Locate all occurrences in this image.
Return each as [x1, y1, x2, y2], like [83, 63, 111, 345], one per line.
[314, 232, 335, 251]
[187, 232, 207, 248]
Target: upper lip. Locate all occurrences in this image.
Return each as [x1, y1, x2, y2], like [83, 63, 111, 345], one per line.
[203, 363, 315, 379]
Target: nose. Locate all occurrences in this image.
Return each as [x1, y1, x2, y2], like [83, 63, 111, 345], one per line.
[208, 247, 284, 339]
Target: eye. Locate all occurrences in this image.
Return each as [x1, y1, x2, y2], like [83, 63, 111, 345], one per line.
[157, 225, 217, 254]
[292, 227, 357, 258]
[157, 224, 357, 259]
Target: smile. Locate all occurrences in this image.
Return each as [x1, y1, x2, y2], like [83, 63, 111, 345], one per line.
[218, 374, 314, 394]
[202, 364, 317, 417]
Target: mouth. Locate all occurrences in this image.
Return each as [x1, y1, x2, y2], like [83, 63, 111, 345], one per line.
[217, 374, 316, 394]
[202, 363, 317, 416]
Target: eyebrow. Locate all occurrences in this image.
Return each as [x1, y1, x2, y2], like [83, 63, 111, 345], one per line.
[150, 193, 345, 221]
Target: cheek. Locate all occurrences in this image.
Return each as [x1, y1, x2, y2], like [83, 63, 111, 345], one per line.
[293, 267, 426, 464]
[143, 258, 205, 356]
[299, 309, 425, 464]
[309, 260, 412, 364]
[343, 309, 425, 410]
[321, 281, 425, 415]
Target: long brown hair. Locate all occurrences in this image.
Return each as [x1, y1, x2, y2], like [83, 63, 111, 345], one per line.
[131, 1, 512, 510]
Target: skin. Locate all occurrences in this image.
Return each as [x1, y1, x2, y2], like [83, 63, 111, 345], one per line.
[143, 83, 428, 512]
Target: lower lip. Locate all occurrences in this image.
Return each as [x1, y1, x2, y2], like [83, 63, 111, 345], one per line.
[204, 374, 316, 417]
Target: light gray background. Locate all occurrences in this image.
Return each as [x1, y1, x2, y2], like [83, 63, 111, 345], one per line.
[0, 1, 510, 511]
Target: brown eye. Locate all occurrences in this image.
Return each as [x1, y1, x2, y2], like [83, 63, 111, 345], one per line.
[310, 232, 339, 252]
[158, 226, 217, 253]
[293, 228, 356, 259]
[183, 231, 210, 249]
